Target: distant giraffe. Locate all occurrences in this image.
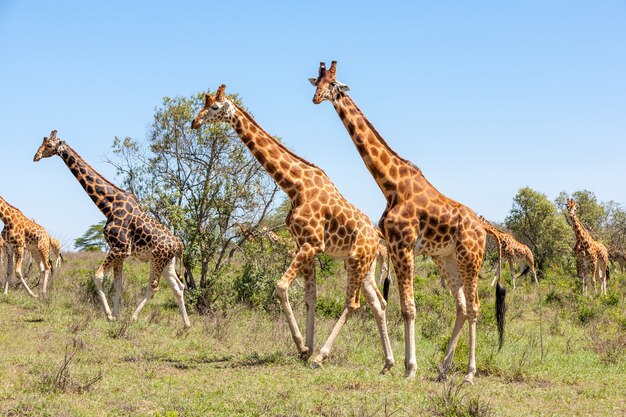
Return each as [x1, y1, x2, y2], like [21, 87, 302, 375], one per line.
[478, 216, 538, 289]
[565, 199, 609, 295]
[608, 244, 626, 273]
[49, 236, 64, 268]
[192, 85, 394, 371]
[310, 61, 505, 383]
[34, 130, 191, 327]
[0, 196, 52, 297]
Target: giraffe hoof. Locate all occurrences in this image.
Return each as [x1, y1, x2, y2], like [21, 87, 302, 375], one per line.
[298, 348, 311, 361]
[437, 371, 448, 382]
[463, 374, 475, 385]
[310, 360, 324, 370]
[380, 365, 393, 375]
[404, 368, 416, 379]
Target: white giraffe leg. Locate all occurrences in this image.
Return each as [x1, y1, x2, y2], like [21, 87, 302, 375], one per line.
[112, 262, 123, 320]
[131, 260, 161, 322]
[162, 258, 191, 328]
[437, 255, 466, 380]
[275, 243, 320, 357]
[361, 261, 394, 373]
[14, 248, 37, 298]
[303, 260, 317, 358]
[94, 252, 121, 321]
[4, 250, 13, 295]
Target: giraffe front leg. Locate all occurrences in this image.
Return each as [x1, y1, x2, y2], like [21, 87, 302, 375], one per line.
[112, 261, 123, 320]
[161, 257, 191, 329]
[4, 250, 13, 295]
[275, 243, 319, 358]
[390, 245, 417, 378]
[509, 259, 516, 290]
[14, 248, 37, 298]
[94, 252, 123, 321]
[312, 257, 364, 369]
[32, 251, 50, 297]
[435, 255, 467, 381]
[302, 259, 316, 360]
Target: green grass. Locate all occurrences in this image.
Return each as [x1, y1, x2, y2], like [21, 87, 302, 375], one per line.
[0, 253, 625, 416]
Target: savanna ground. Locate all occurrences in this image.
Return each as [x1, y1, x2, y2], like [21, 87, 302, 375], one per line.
[0, 252, 625, 417]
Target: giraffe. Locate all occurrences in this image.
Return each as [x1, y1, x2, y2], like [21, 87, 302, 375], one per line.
[608, 246, 626, 273]
[478, 216, 538, 289]
[565, 199, 609, 295]
[33, 130, 191, 328]
[49, 236, 64, 268]
[310, 61, 506, 384]
[0, 196, 52, 297]
[192, 85, 394, 371]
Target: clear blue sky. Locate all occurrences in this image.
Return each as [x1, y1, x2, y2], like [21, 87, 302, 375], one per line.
[1, 1, 625, 249]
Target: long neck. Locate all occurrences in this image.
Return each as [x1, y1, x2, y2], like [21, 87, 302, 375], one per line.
[58, 143, 130, 218]
[0, 197, 19, 225]
[570, 212, 590, 242]
[331, 93, 427, 201]
[229, 103, 316, 198]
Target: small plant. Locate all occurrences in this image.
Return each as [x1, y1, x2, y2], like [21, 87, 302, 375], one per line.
[38, 338, 102, 394]
[428, 374, 493, 417]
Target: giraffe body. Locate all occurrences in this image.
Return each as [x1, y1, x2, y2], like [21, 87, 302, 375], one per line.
[192, 85, 394, 371]
[310, 61, 506, 383]
[479, 216, 538, 289]
[0, 197, 52, 297]
[566, 199, 609, 295]
[34, 131, 190, 328]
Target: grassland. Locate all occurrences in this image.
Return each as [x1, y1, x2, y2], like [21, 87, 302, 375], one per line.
[0, 252, 625, 416]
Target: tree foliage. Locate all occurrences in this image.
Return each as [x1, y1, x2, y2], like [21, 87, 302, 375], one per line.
[505, 187, 572, 274]
[74, 221, 108, 252]
[107, 90, 281, 291]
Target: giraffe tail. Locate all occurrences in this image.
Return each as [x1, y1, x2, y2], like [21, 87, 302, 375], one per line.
[606, 266, 610, 281]
[383, 277, 390, 302]
[495, 281, 507, 351]
[516, 265, 530, 279]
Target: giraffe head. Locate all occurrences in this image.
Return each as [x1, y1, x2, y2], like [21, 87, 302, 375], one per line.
[191, 84, 235, 129]
[566, 198, 577, 216]
[309, 61, 350, 104]
[33, 130, 66, 162]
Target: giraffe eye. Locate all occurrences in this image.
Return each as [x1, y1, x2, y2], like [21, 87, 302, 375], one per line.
[330, 82, 336, 87]
[46, 143, 53, 148]
[211, 104, 219, 111]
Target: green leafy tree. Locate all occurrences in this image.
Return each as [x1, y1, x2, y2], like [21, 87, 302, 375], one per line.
[74, 221, 108, 252]
[108, 90, 281, 294]
[556, 190, 606, 238]
[505, 187, 572, 275]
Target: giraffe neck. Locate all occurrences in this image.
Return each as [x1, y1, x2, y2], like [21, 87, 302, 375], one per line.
[331, 93, 427, 201]
[58, 143, 132, 218]
[570, 213, 591, 243]
[229, 103, 316, 198]
[0, 197, 19, 225]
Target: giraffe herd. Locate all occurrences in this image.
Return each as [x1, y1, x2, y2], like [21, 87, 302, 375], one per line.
[0, 61, 620, 384]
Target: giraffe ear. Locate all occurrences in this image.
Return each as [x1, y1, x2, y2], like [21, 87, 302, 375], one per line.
[336, 81, 350, 92]
[308, 78, 317, 86]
